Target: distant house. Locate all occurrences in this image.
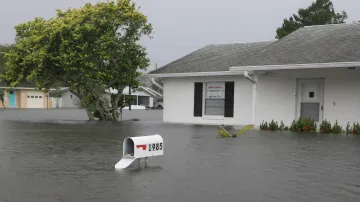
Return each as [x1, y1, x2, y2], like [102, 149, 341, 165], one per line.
[50, 85, 162, 109]
[0, 82, 53, 109]
[49, 88, 80, 108]
[147, 23, 360, 128]
[106, 86, 162, 109]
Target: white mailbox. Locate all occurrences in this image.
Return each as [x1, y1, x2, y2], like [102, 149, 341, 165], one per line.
[115, 134, 164, 169]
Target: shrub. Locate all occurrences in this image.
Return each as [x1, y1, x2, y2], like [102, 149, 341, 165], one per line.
[319, 119, 332, 133]
[331, 120, 342, 134]
[351, 122, 360, 135]
[279, 121, 285, 131]
[260, 121, 269, 130]
[269, 120, 279, 131]
[346, 122, 351, 134]
[289, 117, 317, 132]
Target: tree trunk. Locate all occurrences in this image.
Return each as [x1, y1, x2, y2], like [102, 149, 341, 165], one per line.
[69, 89, 95, 121]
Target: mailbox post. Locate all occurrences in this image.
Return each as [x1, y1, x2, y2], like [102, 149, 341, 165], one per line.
[115, 134, 164, 169]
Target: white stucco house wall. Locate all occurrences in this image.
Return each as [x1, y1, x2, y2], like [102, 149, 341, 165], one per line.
[146, 23, 360, 129]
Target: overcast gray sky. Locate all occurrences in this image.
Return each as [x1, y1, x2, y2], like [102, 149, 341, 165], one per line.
[1, 0, 359, 70]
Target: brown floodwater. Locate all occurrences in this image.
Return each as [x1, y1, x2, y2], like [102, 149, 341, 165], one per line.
[0, 109, 360, 201]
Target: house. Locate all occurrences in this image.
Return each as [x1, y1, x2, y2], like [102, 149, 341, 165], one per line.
[0, 82, 53, 108]
[147, 23, 360, 128]
[49, 88, 80, 108]
[50, 85, 162, 109]
[106, 86, 162, 109]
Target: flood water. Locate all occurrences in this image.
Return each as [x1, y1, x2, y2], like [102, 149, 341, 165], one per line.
[0, 109, 360, 201]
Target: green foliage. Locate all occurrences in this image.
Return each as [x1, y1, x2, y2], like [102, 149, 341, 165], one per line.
[0, 44, 13, 75]
[236, 124, 254, 136]
[351, 122, 360, 135]
[260, 119, 360, 135]
[216, 124, 254, 138]
[331, 120, 343, 134]
[4, 0, 153, 120]
[345, 122, 351, 134]
[319, 119, 332, 133]
[289, 117, 317, 132]
[269, 120, 279, 131]
[275, 0, 347, 39]
[259, 121, 269, 130]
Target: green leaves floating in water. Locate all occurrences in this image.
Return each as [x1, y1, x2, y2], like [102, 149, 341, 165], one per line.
[217, 124, 254, 138]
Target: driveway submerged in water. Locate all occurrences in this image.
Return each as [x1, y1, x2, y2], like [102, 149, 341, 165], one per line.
[0, 109, 360, 202]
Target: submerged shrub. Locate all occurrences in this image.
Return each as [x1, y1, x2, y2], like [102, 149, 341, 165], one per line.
[269, 120, 279, 131]
[351, 122, 360, 135]
[289, 117, 317, 132]
[346, 122, 351, 134]
[319, 119, 332, 133]
[260, 121, 269, 130]
[331, 120, 342, 134]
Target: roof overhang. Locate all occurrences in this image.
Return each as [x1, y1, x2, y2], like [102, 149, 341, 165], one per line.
[229, 62, 360, 72]
[144, 71, 245, 78]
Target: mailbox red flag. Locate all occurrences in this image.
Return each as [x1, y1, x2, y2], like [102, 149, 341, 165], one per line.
[136, 144, 147, 150]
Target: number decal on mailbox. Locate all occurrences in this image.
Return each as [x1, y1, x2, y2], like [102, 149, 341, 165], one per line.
[148, 143, 163, 151]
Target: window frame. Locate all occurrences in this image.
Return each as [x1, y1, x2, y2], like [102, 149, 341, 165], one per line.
[202, 81, 226, 118]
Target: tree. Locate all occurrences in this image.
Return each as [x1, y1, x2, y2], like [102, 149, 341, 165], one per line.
[4, 0, 152, 121]
[0, 89, 5, 108]
[0, 44, 13, 72]
[275, 0, 347, 39]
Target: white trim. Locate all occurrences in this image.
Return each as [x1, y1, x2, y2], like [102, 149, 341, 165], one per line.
[230, 62, 360, 72]
[142, 87, 162, 97]
[243, 71, 257, 125]
[145, 71, 245, 78]
[151, 78, 164, 90]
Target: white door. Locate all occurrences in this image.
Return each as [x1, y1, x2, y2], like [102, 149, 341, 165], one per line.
[27, 92, 45, 108]
[296, 79, 325, 122]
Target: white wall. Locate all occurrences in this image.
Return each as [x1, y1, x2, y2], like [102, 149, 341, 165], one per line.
[255, 67, 360, 128]
[163, 75, 253, 126]
[61, 91, 80, 108]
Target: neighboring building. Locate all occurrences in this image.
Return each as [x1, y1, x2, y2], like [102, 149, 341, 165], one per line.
[50, 85, 162, 109]
[107, 86, 162, 109]
[0, 83, 53, 108]
[50, 88, 80, 108]
[147, 23, 360, 128]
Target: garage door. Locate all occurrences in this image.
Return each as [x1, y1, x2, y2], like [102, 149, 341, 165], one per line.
[27, 92, 44, 108]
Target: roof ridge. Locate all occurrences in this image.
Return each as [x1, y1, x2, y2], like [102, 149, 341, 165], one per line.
[303, 22, 359, 28]
[207, 40, 277, 46]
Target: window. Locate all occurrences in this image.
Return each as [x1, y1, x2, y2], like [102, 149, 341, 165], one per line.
[204, 82, 225, 115]
[27, 96, 30, 98]
[70, 95, 73, 99]
[31, 96, 34, 98]
[39, 96, 42, 98]
[194, 81, 234, 118]
[309, 92, 314, 98]
[35, 96, 38, 98]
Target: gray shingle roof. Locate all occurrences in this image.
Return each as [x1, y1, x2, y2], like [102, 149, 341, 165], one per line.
[237, 23, 360, 67]
[150, 23, 360, 74]
[149, 41, 275, 74]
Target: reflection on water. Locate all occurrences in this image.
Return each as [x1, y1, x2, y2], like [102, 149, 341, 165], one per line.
[0, 109, 360, 201]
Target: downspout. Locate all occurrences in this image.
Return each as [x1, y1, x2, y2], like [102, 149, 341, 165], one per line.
[151, 78, 164, 90]
[244, 71, 257, 126]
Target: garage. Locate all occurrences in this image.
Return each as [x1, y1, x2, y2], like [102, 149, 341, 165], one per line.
[27, 92, 44, 108]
